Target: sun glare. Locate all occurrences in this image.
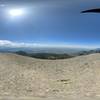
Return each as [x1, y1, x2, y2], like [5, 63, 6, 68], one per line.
[9, 9, 24, 17]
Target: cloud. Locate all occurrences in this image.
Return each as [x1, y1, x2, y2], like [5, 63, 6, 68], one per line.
[0, 40, 98, 49]
[0, 40, 41, 48]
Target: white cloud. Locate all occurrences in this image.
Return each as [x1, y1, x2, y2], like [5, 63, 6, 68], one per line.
[0, 40, 41, 48]
[0, 40, 98, 49]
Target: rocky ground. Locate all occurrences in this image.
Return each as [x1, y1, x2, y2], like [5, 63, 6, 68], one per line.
[0, 53, 100, 100]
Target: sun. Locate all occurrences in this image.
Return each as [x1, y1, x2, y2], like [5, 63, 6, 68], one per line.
[9, 9, 24, 17]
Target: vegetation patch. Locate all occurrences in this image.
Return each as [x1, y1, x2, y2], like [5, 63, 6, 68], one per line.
[15, 51, 74, 60]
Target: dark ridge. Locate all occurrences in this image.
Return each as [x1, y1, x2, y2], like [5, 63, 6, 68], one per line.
[15, 51, 74, 60]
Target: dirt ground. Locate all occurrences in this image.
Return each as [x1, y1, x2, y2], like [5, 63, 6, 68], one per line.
[0, 53, 100, 100]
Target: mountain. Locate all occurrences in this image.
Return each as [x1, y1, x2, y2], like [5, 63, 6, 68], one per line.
[0, 53, 100, 100]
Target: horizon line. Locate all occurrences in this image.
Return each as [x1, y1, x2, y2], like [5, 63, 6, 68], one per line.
[0, 40, 99, 49]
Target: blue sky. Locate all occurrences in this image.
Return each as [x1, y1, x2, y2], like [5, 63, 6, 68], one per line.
[0, 0, 100, 48]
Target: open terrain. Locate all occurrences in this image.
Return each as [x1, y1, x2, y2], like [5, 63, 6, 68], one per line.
[0, 53, 100, 100]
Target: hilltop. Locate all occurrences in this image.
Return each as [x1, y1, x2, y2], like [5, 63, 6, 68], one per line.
[0, 53, 100, 100]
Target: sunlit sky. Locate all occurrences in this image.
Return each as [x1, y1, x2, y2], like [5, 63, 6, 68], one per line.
[0, 0, 100, 48]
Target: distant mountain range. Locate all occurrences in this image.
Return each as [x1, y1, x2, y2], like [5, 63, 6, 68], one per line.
[0, 46, 100, 60]
[14, 48, 100, 60]
[77, 48, 100, 56]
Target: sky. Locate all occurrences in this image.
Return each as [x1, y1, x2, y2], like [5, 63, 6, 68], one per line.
[0, 0, 100, 48]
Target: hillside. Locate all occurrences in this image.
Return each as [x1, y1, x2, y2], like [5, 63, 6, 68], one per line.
[15, 51, 74, 60]
[0, 53, 100, 100]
